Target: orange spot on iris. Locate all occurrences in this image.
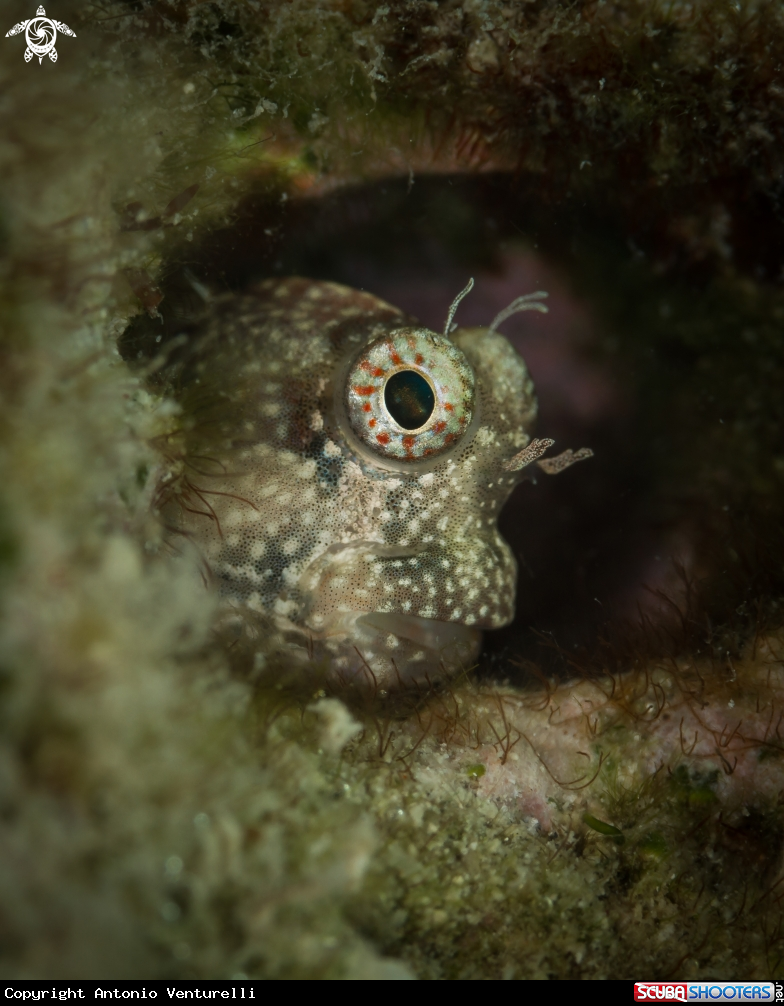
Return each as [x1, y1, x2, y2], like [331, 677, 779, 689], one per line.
[372, 367, 384, 377]
[402, 435, 416, 450]
[362, 402, 372, 412]
[390, 352, 402, 366]
[360, 360, 372, 371]
[444, 403, 454, 412]
[415, 354, 424, 365]
[433, 421, 446, 434]
[354, 385, 375, 396]
[368, 418, 376, 428]
[376, 432, 390, 445]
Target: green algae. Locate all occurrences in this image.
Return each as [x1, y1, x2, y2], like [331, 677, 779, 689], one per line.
[583, 813, 625, 842]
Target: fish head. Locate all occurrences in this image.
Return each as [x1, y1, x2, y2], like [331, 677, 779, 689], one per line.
[165, 277, 538, 689]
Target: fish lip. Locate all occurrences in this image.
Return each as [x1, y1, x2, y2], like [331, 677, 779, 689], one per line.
[356, 610, 481, 651]
[336, 610, 482, 689]
[296, 607, 482, 688]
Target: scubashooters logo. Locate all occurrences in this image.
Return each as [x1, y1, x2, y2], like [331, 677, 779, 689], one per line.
[5, 6, 76, 64]
[635, 984, 775, 1002]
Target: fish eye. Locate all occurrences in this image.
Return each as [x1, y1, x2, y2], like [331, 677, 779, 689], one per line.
[344, 328, 475, 462]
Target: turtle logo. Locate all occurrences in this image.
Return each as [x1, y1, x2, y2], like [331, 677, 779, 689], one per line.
[5, 5, 76, 64]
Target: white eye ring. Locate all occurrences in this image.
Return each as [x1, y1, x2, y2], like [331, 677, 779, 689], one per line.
[344, 327, 475, 463]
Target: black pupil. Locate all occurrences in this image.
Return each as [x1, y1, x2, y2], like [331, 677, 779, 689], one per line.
[384, 370, 435, 430]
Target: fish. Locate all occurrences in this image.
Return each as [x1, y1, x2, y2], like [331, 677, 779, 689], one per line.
[160, 276, 590, 690]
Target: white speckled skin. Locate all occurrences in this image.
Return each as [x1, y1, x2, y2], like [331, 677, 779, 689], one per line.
[164, 278, 537, 688]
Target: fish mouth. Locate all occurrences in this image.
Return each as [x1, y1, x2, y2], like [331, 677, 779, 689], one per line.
[356, 611, 480, 653]
[294, 541, 485, 688]
[316, 610, 483, 690]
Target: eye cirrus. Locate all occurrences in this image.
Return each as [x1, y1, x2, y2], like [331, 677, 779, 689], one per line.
[344, 328, 475, 463]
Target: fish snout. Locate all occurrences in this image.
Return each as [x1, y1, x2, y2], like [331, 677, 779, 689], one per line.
[297, 538, 512, 687]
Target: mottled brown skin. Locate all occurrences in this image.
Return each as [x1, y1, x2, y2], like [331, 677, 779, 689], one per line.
[165, 278, 538, 688]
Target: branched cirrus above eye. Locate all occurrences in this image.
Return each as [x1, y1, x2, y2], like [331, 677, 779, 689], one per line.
[344, 329, 475, 462]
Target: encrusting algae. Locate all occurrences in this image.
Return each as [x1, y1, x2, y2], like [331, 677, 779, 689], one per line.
[1, 0, 784, 980]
